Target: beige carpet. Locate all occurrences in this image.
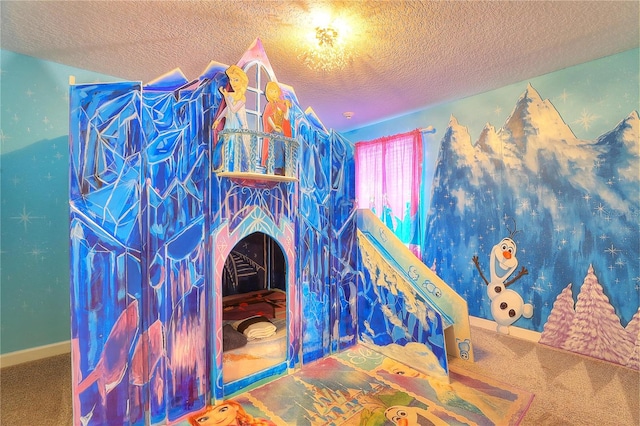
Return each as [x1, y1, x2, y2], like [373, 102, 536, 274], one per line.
[450, 327, 639, 426]
[1, 352, 73, 425]
[1, 326, 638, 425]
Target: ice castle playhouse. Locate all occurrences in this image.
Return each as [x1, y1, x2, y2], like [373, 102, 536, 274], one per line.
[69, 39, 474, 425]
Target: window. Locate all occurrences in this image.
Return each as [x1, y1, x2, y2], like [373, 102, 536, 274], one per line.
[355, 129, 423, 255]
[242, 62, 275, 132]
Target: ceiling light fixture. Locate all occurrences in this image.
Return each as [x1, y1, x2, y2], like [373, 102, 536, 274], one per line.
[298, 14, 352, 72]
[316, 26, 338, 47]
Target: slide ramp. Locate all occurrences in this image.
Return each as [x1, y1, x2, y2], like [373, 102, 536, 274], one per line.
[357, 209, 474, 380]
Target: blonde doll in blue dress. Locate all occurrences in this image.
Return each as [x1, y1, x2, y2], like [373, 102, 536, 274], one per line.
[214, 65, 251, 171]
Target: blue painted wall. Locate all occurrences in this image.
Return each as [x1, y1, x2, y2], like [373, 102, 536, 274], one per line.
[0, 50, 122, 354]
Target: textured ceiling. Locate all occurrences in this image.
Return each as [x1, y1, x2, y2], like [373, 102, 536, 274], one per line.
[1, 1, 638, 133]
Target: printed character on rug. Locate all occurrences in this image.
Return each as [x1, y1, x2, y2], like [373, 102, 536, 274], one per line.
[376, 357, 517, 425]
[358, 390, 448, 426]
[188, 401, 275, 426]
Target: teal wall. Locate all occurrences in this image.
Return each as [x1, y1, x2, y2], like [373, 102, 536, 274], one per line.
[0, 50, 121, 354]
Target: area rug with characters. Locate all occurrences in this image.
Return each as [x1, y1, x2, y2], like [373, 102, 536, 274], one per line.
[177, 344, 533, 426]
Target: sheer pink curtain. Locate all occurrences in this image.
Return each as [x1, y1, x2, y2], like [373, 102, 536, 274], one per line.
[355, 129, 423, 255]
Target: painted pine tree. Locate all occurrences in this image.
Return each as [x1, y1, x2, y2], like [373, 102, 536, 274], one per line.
[624, 308, 640, 370]
[564, 265, 632, 364]
[539, 283, 575, 347]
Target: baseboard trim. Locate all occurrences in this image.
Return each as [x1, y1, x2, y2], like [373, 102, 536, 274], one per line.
[469, 316, 541, 342]
[0, 340, 71, 368]
[0, 320, 540, 368]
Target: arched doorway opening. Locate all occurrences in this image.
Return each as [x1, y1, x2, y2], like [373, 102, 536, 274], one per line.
[220, 232, 287, 384]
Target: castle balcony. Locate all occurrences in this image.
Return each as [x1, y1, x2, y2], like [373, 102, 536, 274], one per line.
[215, 129, 299, 182]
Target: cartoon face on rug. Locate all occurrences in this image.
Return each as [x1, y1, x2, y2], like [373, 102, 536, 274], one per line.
[379, 357, 426, 378]
[188, 401, 275, 426]
[385, 405, 446, 426]
[472, 224, 533, 334]
[190, 402, 240, 426]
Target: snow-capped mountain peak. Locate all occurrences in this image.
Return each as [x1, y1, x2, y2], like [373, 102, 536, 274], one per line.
[475, 122, 501, 155]
[447, 114, 464, 134]
[593, 109, 639, 186]
[443, 115, 474, 159]
[615, 110, 639, 153]
[500, 83, 577, 150]
[597, 110, 639, 150]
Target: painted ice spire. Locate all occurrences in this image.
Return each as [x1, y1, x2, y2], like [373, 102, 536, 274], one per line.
[237, 38, 277, 81]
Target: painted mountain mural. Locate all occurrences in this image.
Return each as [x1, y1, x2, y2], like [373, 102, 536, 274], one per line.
[423, 83, 639, 366]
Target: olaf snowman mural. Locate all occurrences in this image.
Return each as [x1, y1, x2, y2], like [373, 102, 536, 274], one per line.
[473, 219, 533, 334]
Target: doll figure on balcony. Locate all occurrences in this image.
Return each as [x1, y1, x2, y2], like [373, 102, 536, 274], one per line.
[260, 81, 291, 175]
[213, 65, 251, 171]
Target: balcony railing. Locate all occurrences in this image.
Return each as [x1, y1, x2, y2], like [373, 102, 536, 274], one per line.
[214, 129, 299, 181]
